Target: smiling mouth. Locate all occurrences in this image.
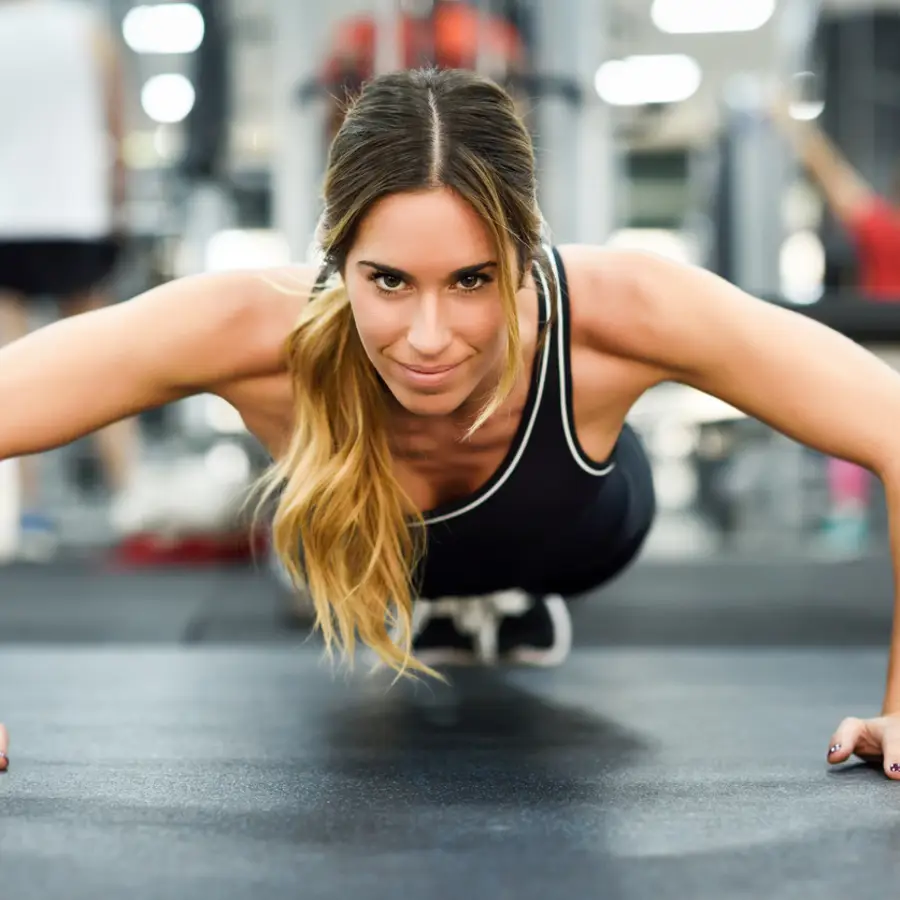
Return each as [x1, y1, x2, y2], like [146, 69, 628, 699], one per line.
[401, 364, 459, 374]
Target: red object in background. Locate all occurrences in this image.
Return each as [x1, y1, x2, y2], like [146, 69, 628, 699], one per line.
[111, 530, 268, 568]
[322, 2, 524, 84]
[846, 197, 900, 300]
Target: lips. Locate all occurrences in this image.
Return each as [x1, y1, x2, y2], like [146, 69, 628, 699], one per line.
[401, 364, 458, 374]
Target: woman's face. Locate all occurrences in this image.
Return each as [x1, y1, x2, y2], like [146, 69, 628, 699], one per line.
[344, 187, 516, 418]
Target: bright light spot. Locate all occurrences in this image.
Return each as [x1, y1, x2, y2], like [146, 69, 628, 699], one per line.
[654, 460, 698, 509]
[652, 0, 775, 34]
[152, 125, 184, 162]
[204, 443, 252, 485]
[788, 73, 825, 121]
[141, 74, 196, 124]
[790, 100, 824, 121]
[780, 230, 825, 305]
[595, 55, 702, 106]
[203, 396, 247, 435]
[123, 4, 205, 54]
[652, 422, 699, 459]
[607, 229, 698, 265]
[205, 230, 293, 273]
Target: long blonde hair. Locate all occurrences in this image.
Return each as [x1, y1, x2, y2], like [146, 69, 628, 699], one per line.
[256, 69, 553, 678]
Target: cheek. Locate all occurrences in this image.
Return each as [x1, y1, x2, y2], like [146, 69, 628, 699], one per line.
[348, 293, 403, 354]
[460, 301, 506, 353]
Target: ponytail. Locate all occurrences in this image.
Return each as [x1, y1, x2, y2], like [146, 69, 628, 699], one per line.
[254, 282, 433, 677]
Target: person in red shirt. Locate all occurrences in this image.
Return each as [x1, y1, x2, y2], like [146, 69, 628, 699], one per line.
[776, 99, 900, 301]
[774, 98, 895, 552]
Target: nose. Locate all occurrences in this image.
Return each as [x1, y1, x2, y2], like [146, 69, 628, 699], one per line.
[406, 293, 452, 358]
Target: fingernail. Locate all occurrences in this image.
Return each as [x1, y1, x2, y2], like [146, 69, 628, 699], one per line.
[890, 763, 900, 774]
[829, 744, 842, 756]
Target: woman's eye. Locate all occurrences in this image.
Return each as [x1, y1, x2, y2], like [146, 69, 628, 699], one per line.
[374, 273, 404, 291]
[458, 274, 487, 291]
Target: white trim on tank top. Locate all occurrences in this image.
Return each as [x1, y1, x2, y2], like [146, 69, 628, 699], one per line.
[544, 243, 616, 477]
[421, 262, 553, 526]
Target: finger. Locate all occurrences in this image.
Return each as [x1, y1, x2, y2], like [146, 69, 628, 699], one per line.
[882, 723, 900, 780]
[0, 723, 7, 771]
[827, 717, 867, 764]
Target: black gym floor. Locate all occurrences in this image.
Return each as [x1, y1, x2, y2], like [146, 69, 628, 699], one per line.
[1, 557, 898, 899]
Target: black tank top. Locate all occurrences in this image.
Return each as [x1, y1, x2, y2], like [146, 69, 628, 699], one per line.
[416, 246, 650, 599]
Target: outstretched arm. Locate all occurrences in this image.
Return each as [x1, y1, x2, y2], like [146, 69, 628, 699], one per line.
[581, 247, 900, 775]
[774, 100, 874, 225]
[0, 267, 300, 772]
[0, 270, 288, 461]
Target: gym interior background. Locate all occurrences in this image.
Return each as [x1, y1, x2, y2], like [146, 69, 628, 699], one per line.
[4, 2, 900, 898]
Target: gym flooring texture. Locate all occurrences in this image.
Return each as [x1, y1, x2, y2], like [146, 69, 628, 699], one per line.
[1, 556, 898, 899]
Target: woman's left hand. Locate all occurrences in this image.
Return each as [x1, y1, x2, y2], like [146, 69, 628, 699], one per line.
[827, 714, 900, 778]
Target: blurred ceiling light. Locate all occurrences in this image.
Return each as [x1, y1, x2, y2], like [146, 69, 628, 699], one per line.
[123, 3, 205, 54]
[595, 55, 702, 106]
[789, 100, 825, 121]
[788, 71, 824, 121]
[651, 0, 776, 34]
[141, 74, 196, 124]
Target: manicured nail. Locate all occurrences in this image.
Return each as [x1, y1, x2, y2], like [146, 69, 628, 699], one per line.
[829, 744, 842, 756]
[890, 763, 900, 774]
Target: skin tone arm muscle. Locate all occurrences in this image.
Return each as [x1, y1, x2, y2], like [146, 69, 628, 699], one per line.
[583, 248, 900, 714]
[0, 271, 291, 461]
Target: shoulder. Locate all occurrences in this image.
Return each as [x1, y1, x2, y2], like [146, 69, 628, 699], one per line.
[554, 242, 809, 385]
[208, 264, 317, 376]
[554, 243, 681, 362]
[130, 264, 318, 388]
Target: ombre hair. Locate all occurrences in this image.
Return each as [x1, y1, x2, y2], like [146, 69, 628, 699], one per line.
[255, 68, 553, 678]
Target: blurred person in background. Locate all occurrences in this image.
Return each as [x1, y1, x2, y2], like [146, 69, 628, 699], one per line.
[773, 98, 900, 554]
[320, 0, 526, 142]
[0, 0, 138, 558]
[775, 97, 900, 302]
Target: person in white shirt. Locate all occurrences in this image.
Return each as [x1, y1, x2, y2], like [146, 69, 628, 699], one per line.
[0, 0, 137, 554]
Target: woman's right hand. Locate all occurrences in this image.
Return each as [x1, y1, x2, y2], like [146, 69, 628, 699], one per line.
[0, 722, 8, 770]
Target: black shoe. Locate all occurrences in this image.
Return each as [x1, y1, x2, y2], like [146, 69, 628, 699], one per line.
[410, 595, 511, 667]
[408, 592, 571, 668]
[412, 607, 479, 666]
[497, 594, 572, 667]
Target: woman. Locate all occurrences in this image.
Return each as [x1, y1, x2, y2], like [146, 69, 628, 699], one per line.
[0, 68, 899, 776]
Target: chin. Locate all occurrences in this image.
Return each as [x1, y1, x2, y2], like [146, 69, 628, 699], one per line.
[389, 383, 472, 417]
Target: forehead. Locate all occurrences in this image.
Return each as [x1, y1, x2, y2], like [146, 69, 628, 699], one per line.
[349, 187, 496, 271]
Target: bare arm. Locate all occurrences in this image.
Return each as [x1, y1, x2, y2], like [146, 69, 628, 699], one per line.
[0, 271, 292, 461]
[583, 248, 900, 715]
[774, 101, 874, 224]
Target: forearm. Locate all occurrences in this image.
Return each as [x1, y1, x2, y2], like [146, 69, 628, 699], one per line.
[880, 469, 900, 714]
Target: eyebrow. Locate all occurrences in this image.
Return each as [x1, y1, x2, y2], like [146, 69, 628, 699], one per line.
[356, 260, 497, 281]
